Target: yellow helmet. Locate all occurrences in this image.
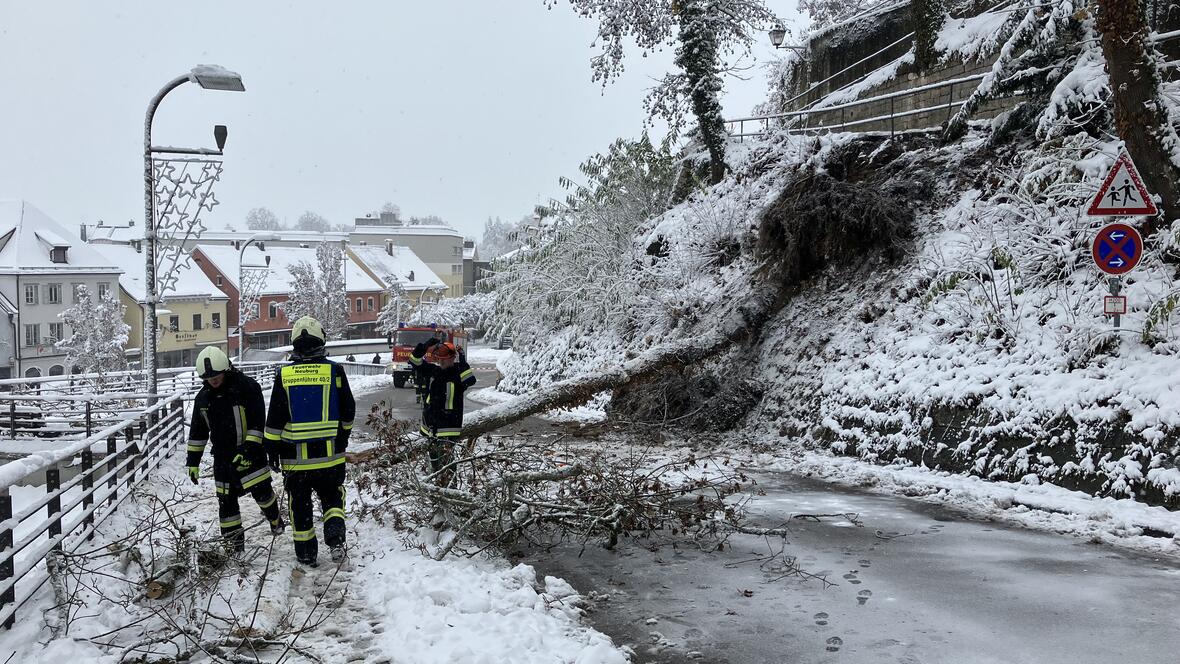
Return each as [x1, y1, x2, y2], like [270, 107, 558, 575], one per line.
[196, 346, 231, 379]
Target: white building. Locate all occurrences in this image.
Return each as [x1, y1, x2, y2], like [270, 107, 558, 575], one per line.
[0, 201, 122, 378]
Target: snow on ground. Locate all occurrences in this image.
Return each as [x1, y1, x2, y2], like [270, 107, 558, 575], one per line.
[0, 451, 629, 664]
[744, 445, 1180, 558]
[464, 346, 513, 366]
[349, 373, 395, 395]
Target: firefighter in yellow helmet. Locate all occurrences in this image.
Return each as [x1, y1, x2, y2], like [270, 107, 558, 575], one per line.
[264, 317, 355, 566]
[187, 346, 284, 552]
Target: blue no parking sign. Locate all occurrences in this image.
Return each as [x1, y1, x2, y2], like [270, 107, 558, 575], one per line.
[1091, 223, 1142, 275]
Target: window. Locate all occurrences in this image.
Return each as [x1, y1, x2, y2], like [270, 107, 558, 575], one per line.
[451, 264, 463, 275]
[216, 275, 223, 286]
[24, 324, 39, 347]
[71, 283, 83, 303]
[192, 314, 202, 331]
[355, 298, 362, 313]
[367, 297, 375, 312]
[24, 284, 38, 305]
[453, 246, 462, 255]
[250, 303, 260, 319]
[48, 323, 63, 342]
[169, 316, 179, 332]
[50, 247, 67, 264]
[268, 302, 279, 319]
[46, 283, 62, 304]
[24, 367, 41, 379]
[211, 312, 221, 329]
[48, 365, 64, 376]
[98, 282, 110, 299]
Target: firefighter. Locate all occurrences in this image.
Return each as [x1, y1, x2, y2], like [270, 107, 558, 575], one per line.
[264, 316, 355, 567]
[186, 347, 284, 552]
[408, 339, 476, 487]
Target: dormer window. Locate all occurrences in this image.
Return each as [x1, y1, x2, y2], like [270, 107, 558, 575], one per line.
[50, 247, 67, 263]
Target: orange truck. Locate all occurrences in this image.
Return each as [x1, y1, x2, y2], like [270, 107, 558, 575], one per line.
[389, 324, 468, 389]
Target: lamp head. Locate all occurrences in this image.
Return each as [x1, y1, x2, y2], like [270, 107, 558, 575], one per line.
[214, 125, 228, 151]
[769, 24, 787, 48]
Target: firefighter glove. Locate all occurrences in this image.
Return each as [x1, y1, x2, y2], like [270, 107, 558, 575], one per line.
[425, 337, 440, 348]
[186, 466, 199, 484]
[268, 449, 282, 474]
[232, 451, 252, 472]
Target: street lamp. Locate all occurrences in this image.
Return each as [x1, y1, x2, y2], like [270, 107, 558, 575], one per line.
[237, 233, 278, 361]
[144, 64, 244, 399]
[769, 24, 808, 54]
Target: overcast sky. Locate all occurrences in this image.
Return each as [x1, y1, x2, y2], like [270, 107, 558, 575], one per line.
[0, 1, 805, 241]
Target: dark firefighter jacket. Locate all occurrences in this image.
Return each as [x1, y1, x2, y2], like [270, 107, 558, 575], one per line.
[264, 356, 356, 472]
[187, 370, 271, 494]
[409, 344, 476, 438]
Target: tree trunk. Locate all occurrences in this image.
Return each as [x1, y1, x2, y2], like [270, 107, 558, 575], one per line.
[1097, 0, 1180, 236]
[678, 0, 729, 185]
[460, 293, 775, 439]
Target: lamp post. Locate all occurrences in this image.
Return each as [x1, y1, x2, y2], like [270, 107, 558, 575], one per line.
[769, 24, 808, 54]
[144, 65, 244, 398]
[237, 233, 278, 361]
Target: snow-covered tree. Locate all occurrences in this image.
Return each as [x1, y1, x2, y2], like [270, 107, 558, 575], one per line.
[56, 285, 129, 375]
[547, 0, 776, 184]
[406, 292, 497, 331]
[798, 0, 891, 30]
[283, 242, 348, 340]
[376, 280, 408, 335]
[480, 216, 521, 258]
[245, 207, 283, 231]
[294, 211, 332, 233]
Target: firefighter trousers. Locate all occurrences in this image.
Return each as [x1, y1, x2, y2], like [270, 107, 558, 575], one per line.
[427, 435, 456, 487]
[217, 480, 281, 551]
[284, 465, 346, 562]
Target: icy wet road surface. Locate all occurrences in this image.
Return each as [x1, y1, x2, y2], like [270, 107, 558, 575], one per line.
[522, 470, 1180, 664]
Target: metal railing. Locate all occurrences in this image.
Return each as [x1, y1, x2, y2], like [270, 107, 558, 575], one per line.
[0, 363, 280, 441]
[0, 392, 187, 627]
[336, 361, 390, 377]
[727, 72, 998, 140]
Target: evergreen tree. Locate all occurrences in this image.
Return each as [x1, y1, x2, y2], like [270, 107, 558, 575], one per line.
[56, 285, 130, 375]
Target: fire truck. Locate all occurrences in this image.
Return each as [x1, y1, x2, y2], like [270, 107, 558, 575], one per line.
[389, 323, 468, 389]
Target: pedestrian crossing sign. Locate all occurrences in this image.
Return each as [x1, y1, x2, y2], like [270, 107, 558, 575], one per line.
[1087, 151, 1158, 216]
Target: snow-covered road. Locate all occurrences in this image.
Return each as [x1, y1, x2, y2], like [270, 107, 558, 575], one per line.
[524, 467, 1180, 663]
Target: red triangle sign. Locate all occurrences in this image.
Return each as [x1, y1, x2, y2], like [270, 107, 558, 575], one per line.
[1087, 152, 1158, 216]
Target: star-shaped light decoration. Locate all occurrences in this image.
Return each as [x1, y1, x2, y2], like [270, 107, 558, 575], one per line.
[151, 156, 225, 299]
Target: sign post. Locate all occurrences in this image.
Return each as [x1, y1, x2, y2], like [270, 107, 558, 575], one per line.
[1087, 151, 1154, 329]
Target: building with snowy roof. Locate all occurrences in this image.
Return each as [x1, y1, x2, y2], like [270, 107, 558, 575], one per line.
[82, 211, 469, 299]
[87, 243, 228, 370]
[192, 243, 384, 353]
[0, 201, 124, 378]
[347, 243, 448, 329]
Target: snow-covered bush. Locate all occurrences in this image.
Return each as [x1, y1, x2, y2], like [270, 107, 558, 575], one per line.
[283, 242, 348, 339]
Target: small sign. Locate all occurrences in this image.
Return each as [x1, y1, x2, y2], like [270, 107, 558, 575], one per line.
[1087, 152, 1158, 216]
[1092, 223, 1143, 275]
[1103, 295, 1127, 315]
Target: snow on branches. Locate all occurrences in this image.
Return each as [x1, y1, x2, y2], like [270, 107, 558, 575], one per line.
[283, 242, 348, 340]
[56, 285, 129, 376]
[407, 292, 497, 332]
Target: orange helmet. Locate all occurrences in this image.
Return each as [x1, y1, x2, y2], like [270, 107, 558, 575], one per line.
[428, 342, 458, 361]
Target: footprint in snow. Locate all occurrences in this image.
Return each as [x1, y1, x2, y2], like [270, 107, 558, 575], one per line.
[826, 636, 844, 652]
[858, 559, 872, 568]
[842, 571, 862, 585]
[814, 612, 829, 626]
[857, 590, 873, 606]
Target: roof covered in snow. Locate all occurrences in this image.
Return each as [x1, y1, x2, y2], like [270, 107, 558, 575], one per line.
[193, 243, 383, 295]
[349, 245, 446, 292]
[88, 243, 225, 302]
[0, 201, 121, 274]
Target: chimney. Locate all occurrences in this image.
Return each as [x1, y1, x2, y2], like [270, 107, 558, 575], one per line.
[407, 270, 414, 282]
[79, 224, 87, 242]
[385, 239, 393, 256]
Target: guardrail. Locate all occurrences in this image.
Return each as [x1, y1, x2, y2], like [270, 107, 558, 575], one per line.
[0, 392, 187, 627]
[727, 73, 1001, 140]
[337, 361, 390, 377]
